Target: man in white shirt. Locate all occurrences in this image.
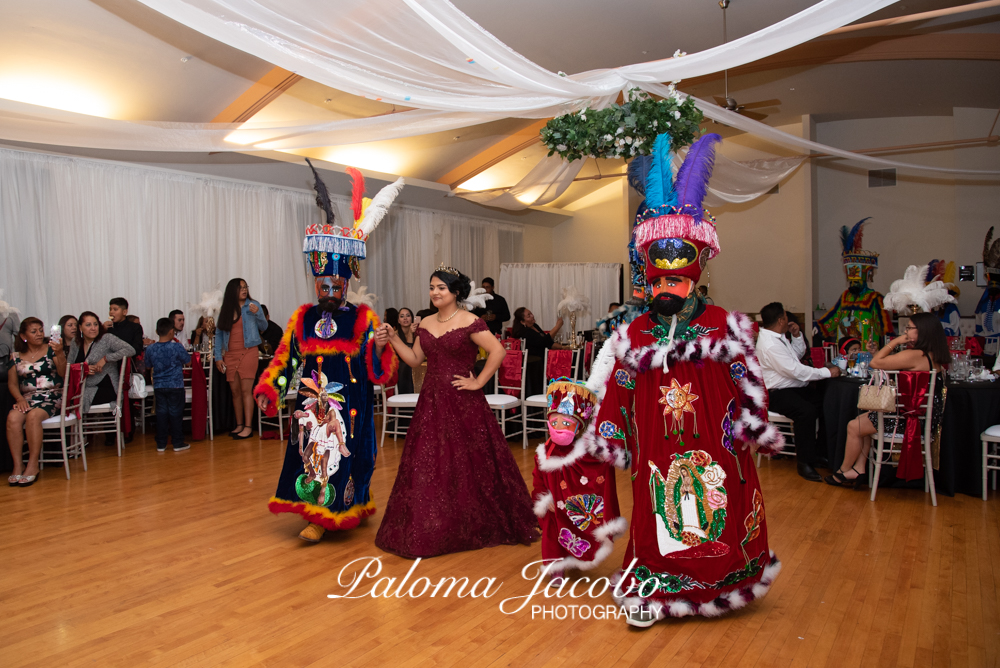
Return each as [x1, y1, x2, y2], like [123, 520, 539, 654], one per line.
[756, 302, 841, 482]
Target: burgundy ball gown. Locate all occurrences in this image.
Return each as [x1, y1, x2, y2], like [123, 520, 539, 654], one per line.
[375, 318, 538, 558]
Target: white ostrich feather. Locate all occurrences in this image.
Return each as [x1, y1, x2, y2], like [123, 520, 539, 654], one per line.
[0, 289, 20, 320]
[885, 264, 956, 314]
[346, 285, 378, 309]
[557, 285, 590, 316]
[189, 285, 224, 319]
[462, 280, 493, 311]
[357, 178, 404, 236]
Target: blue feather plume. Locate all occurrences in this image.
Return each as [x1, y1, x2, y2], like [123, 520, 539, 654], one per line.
[839, 217, 871, 253]
[644, 134, 677, 210]
[626, 155, 651, 195]
[674, 134, 721, 219]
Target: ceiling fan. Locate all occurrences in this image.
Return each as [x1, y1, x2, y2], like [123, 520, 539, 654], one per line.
[713, 0, 780, 122]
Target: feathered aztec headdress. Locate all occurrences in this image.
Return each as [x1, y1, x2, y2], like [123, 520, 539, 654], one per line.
[633, 133, 722, 283]
[839, 217, 878, 269]
[303, 158, 404, 279]
[546, 377, 596, 425]
[984, 227, 1000, 278]
[925, 260, 959, 297]
[885, 264, 956, 314]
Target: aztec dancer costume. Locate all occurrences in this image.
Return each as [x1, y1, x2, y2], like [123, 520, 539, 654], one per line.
[976, 228, 1000, 357]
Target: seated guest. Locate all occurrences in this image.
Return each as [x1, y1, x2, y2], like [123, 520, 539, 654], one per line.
[105, 297, 144, 441]
[512, 307, 565, 397]
[698, 285, 714, 305]
[7, 317, 66, 486]
[259, 304, 283, 354]
[190, 316, 208, 349]
[755, 301, 841, 481]
[472, 277, 510, 336]
[826, 312, 950, 487]
[838, 336, 862, 360]
[69, 312, 136, 421]
[395, 308, 417, 393]
[58, 315, 78, 346]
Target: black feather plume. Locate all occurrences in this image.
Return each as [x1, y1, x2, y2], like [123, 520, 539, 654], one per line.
[627, 155, 652, 196]
[305, 158, 336, 226]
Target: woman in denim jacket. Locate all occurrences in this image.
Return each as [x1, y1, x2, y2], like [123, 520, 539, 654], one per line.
[215, 278, 268, 439]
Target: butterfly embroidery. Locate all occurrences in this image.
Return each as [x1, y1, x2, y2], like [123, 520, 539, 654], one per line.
[558, 528, 591, 558]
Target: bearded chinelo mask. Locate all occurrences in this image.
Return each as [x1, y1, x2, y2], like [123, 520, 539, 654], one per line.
[633, 133, 722, 287]
[303, 158, 404, 280]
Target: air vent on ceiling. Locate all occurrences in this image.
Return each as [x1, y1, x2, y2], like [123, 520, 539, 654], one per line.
[868, 168, 897, 188]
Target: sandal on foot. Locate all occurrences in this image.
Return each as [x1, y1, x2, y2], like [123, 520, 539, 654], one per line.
[19, 470, 40, 487]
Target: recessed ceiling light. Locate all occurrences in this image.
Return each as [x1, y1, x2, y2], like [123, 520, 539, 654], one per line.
[180, 56, 192, 63]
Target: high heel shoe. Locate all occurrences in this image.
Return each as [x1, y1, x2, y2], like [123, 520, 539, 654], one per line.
[18, 469, 40, 487]
[824, 466, 865, 488]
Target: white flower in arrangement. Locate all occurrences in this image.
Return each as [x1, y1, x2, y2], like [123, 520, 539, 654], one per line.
[581, 114, 586, 121]
[604, 134, 613, 141]
[625, 136, 633, 144]
[673, 110, 681, 120]
[616, 126, 624, 135]
[653, 120, 658, 127]
[673, 49, 687, 58]
[556, 144, 567, 151]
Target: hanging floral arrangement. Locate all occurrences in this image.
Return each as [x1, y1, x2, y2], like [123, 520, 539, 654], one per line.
[540, 89, 703, 162]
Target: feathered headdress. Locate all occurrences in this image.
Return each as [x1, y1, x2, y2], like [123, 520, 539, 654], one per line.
[556, 286, 590, 317]
[462, 280, 493, 311]
[188, 285, 223, 319]
[345, 285, 378, 309]
[984, 227, 1000, 276]
[925, 260, 959, 297]
[885, 264, 956, 314]
[633, 133, 722, 283]
[299, 368, 346, 418]
[0, 288, 20, 321]
[839, 217, 878, 268]
[302, 159, 404, 279]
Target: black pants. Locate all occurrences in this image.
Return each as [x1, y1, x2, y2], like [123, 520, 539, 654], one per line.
[767, 385, 826, 466]
[154, 388, 185, 448]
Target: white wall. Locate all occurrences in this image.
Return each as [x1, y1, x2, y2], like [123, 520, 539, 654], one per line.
[814, 109, 1000, 318]
[551, 179, 630, 267]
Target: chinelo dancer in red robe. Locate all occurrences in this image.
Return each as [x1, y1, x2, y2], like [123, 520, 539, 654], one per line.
[532, 378, 625, 586]
[587, 133, 784, 627]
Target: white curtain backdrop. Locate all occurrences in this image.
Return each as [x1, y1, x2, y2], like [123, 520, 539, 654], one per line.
[0, 147, 522, 335]
[499, 263, 621, 338]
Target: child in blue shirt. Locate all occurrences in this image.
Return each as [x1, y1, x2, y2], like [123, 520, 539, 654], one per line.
[145, 318, 191, 452]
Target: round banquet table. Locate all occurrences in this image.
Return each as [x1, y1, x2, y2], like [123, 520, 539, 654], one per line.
[823, 376, 1000, 497]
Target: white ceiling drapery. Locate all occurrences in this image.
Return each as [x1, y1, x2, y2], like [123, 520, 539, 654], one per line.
[2, 0, 998, 178]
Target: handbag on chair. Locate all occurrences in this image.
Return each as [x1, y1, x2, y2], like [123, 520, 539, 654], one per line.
[857, 369, 896, 412]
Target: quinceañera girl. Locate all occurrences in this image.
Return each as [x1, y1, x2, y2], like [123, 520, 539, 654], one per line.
[376, 266, 538, 558]
[255, 161, 399, 543]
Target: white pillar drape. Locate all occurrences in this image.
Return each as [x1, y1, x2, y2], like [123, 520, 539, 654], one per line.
[0, 147, 523, 334]
[499, 263, 622, 336]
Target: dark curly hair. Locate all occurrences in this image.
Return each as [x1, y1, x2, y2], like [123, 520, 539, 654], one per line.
[431, 269, 472, 303]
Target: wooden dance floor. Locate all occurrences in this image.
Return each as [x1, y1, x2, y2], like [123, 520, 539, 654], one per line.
[2, 425, 998, 667]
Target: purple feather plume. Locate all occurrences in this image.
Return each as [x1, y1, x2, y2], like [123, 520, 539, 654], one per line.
[674, 134, 722, 219]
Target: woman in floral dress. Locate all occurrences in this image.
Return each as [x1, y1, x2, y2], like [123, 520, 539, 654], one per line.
[6, 317, 65, 486]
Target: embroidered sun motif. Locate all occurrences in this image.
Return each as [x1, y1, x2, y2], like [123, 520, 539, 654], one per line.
[659, 379, 699, 421]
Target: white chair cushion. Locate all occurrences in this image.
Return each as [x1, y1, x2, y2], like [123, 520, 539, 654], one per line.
[523, 394, 547, 406]
[983, 424, 1000, 438]
[386, 393, 420, 407]
[486, 394, 520, 408]
[88, 403, 114, 414]
[42, 413, 77, 426]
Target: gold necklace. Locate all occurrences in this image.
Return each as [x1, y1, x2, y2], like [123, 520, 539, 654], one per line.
[437, 309, 459, 323]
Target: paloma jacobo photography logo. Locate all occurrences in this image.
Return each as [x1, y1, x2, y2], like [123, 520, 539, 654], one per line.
[327, 556, 655, 622]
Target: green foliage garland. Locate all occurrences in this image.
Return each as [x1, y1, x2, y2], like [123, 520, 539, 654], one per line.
[540, 92, 703, 162]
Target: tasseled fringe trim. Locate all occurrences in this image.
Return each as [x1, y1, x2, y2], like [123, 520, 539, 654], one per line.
[547, 516, 629, 573]
[269, 497, 376, 531]
[611, 550, 781, 621]
[634, 214, 721, 258]
[533, 491, 554, 518]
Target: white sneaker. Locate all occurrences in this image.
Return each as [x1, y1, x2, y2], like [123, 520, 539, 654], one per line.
[625, 604, 657, 628]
